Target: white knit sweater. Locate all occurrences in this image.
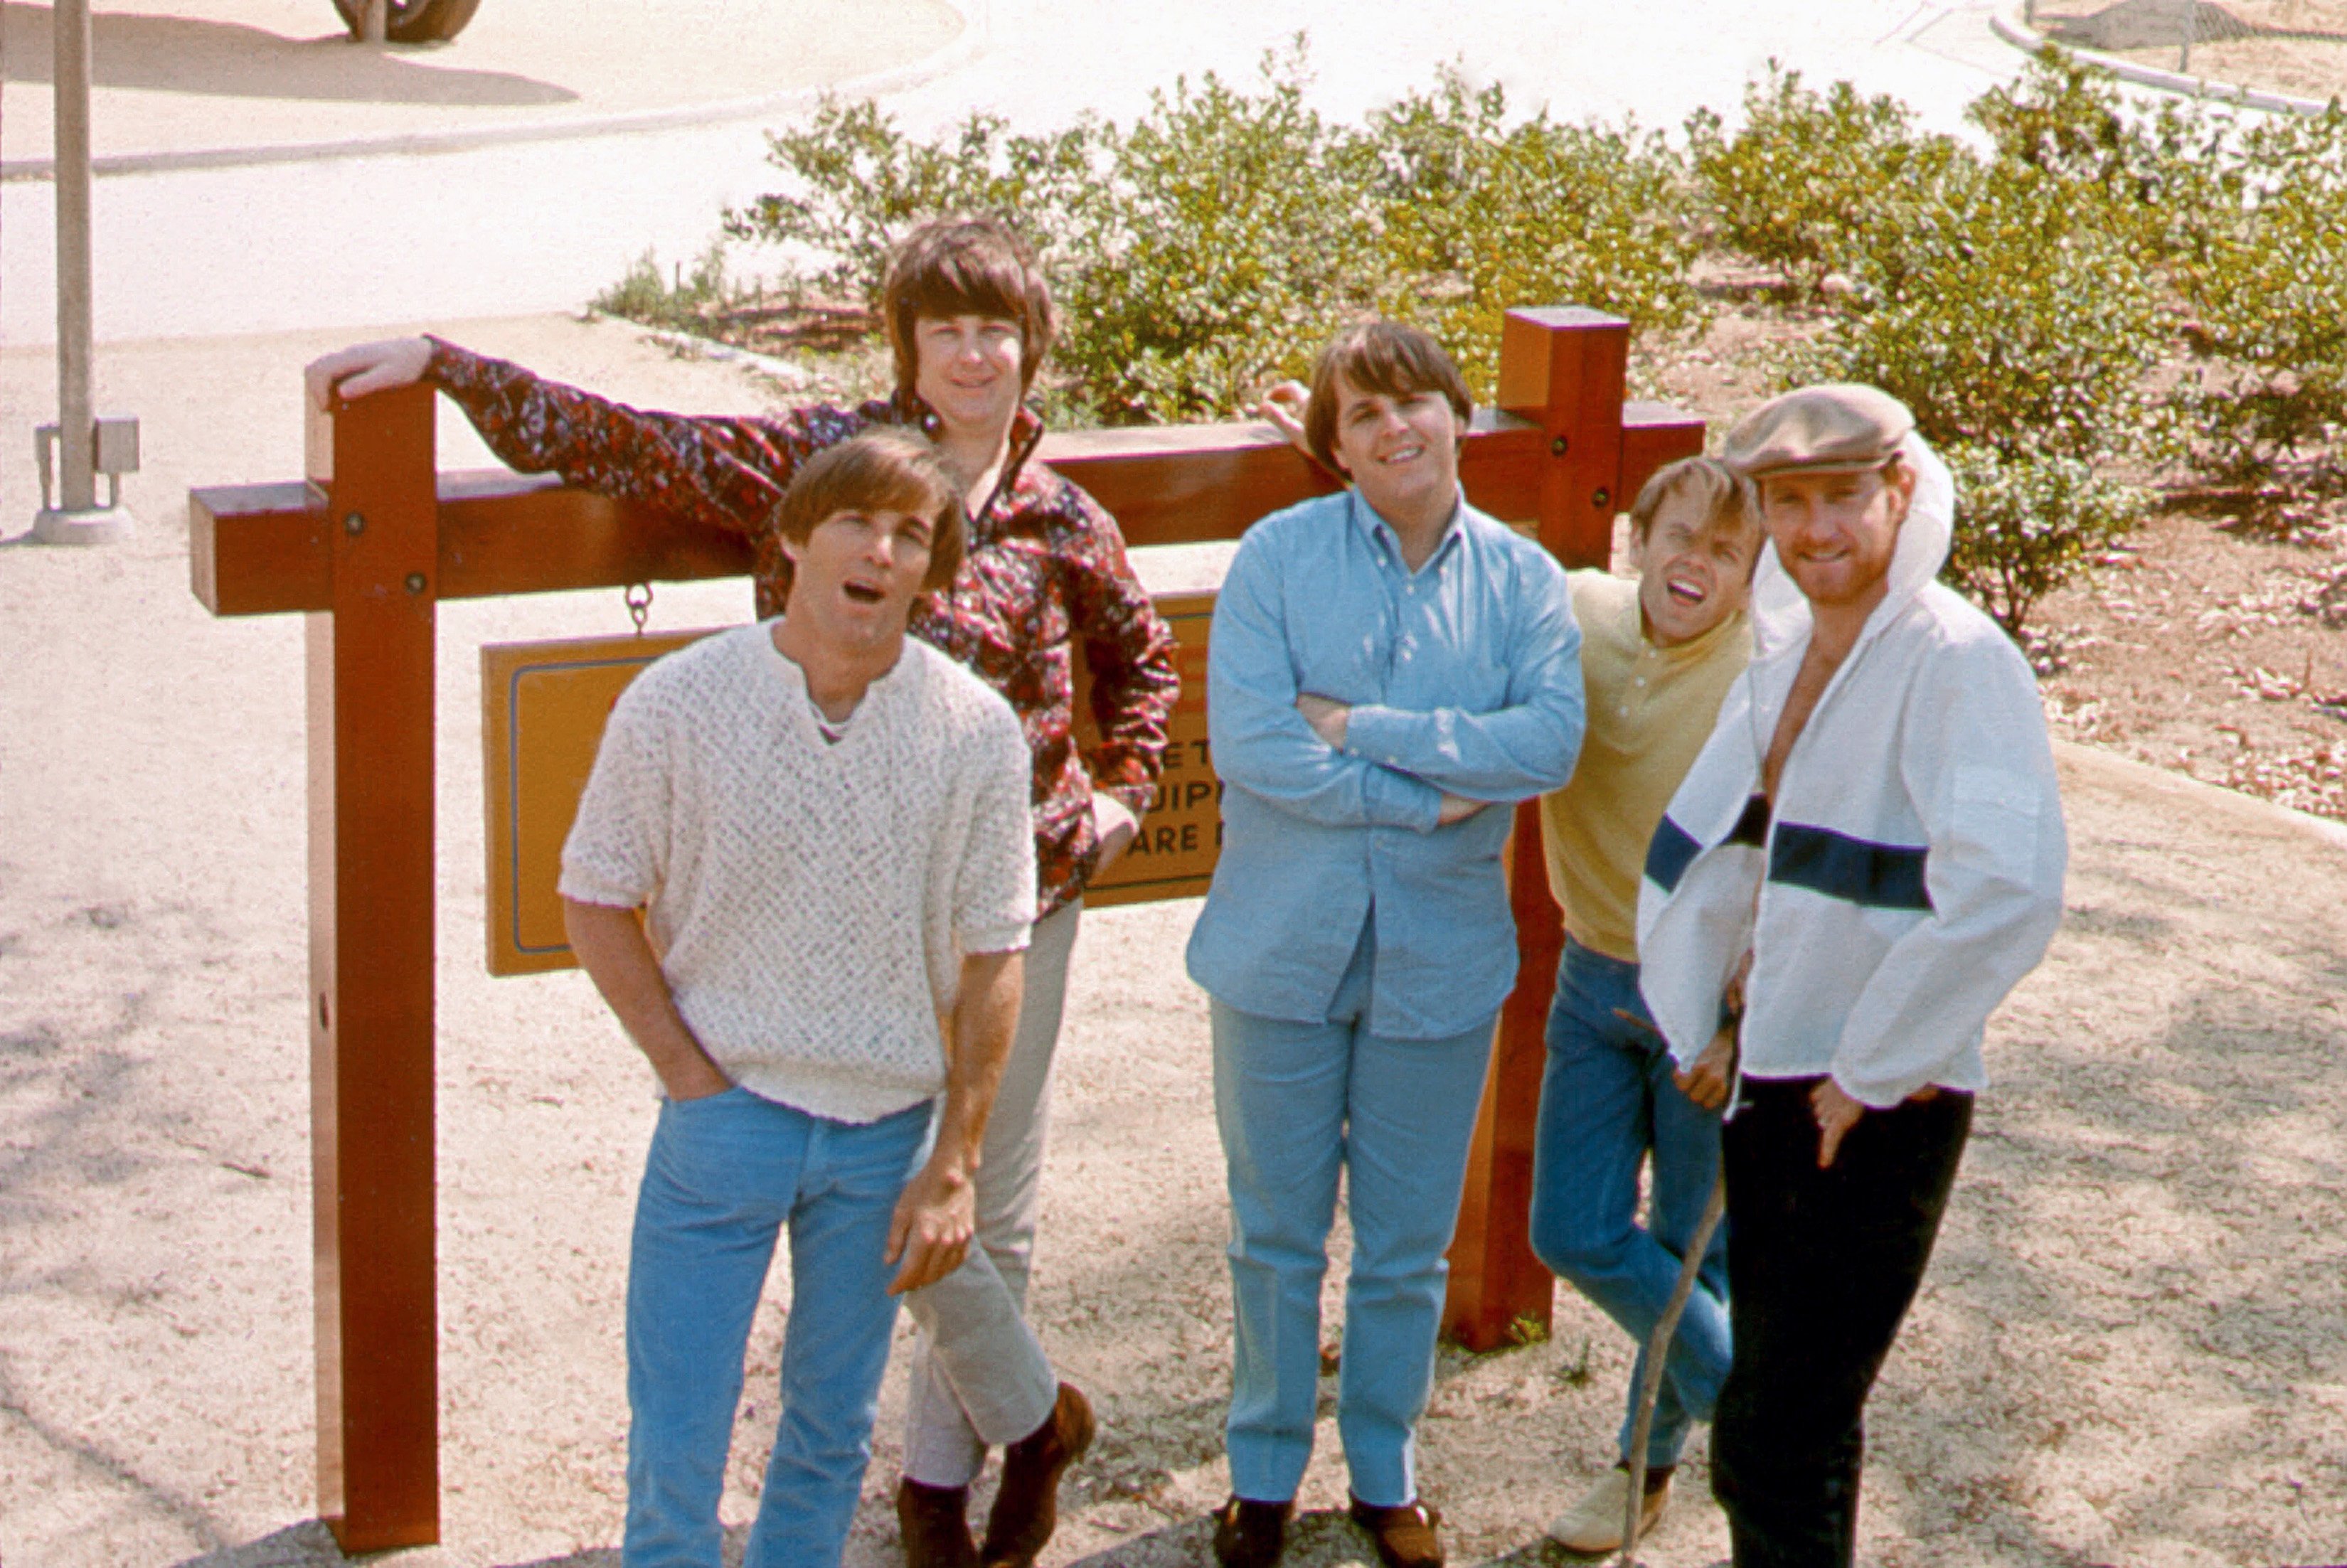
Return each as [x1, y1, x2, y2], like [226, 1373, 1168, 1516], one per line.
[560, 624, 1036, 1124]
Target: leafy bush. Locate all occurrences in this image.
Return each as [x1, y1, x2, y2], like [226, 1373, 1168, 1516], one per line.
[1737, 100, 2168, 638]
[1680, 54, 2182, 632]
[1807, 156, 2173, 469]
[2173, 107, 2347, 493]
[590, 240, 752, 333]
[1967, 48, 2247, 270]
[1939, 442, 2140, 634]
[619, 43, 2347, 634]
[1953, 54, 2345, 499]
[1057, 45, 1386, 423]
[722, 99, 1105, 307]
[1370, 70, 1703, 395]
[1686, 64, 1961, 291]
[712, 41, 1701, 421]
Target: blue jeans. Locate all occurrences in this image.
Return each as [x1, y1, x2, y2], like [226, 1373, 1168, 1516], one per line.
[1210, 925, 1497, 1508]
[1528, 939, 1730, 1468]
[624, 1086, 933, 1568]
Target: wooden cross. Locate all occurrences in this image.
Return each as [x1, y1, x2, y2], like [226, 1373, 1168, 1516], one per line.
[189, 305, 1701, 1552]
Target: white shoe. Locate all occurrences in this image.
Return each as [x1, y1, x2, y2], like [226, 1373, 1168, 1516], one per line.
[1545, 1468, 1670, 1554]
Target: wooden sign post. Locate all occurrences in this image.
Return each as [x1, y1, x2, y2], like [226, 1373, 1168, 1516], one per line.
[191, 306, 1700, 1552]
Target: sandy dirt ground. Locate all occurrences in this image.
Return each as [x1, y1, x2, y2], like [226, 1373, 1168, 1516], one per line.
[3, 315, 2345, 1568]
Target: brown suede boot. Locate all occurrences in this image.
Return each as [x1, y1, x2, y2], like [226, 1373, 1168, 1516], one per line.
[979, 1382, 1095, 1566]
[1348, 1495, 1445, 1568]
[1211, 1495, 1293, 1567]
[897, 1477, 979, 1568]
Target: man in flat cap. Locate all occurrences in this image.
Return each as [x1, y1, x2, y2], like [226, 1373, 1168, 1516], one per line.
[1636, 385, 2067, 1567]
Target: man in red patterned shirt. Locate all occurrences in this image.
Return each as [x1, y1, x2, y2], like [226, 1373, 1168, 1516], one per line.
[310, 216, 1178, 1568]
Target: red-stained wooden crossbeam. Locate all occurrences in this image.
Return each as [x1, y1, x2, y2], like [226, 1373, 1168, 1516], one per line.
[189, 306, 1701, 1550]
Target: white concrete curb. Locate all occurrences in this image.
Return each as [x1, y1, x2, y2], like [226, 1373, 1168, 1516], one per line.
[1990, 4, 2342, 117]
[2054, 738, 2347, 855]
[0, 0, 990, 183]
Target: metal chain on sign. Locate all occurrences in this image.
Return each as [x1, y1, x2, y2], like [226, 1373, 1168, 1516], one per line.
[624, 582, 654, 636]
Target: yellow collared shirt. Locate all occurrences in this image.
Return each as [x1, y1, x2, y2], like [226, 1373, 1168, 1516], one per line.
[1538, 570, 1751, 963]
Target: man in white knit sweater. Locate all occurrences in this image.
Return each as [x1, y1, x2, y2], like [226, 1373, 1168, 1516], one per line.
[558, 431, 1038, 1568]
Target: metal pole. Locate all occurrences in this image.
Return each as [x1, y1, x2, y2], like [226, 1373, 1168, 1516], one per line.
[36, 0, 134, 545]
[55, 0, 97, 513]
[2181, 0, 2197, 73]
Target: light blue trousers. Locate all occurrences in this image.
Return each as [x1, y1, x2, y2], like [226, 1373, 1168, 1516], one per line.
[1528, 939, 1730, 1468]
[900, 900, 1081, 1486]
[1210, 930, 1496, 1508]
[623, 1087, 932, 1568]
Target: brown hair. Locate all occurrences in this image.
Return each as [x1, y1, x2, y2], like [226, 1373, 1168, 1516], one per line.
[774, 430, 967, 597]
[881, 215, 1059, 398]
[1302, 321, 1475, 477]
[1629, 456, 1762, 571]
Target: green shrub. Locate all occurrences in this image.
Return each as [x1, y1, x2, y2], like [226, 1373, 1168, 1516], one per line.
[1968, 49, 2242, 268]
[704, 41, 1701, 422]
[1056, 43, 1385, 423]
[1809, 156, 2173, 470]
[1939, 442, 2140, 634]
[614, 46, 2347, 626]
[1963, 53, 2346, 498]
[2173, 107, 2347, 493]
[1370, 68, 1704, 395]
[1686, 63, 1962, 291]
[1783, 139, 2169, 634]
[589, 240, 752, 333]
[721, 97, 1106, 306]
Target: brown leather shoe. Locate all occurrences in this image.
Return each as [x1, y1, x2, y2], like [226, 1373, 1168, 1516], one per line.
[1348, 1495, 1444, 1568]
[897, 1478, 978, 1568]
[1210, 1495, 1293, 1567]
[979, 1381, 1095, 1566]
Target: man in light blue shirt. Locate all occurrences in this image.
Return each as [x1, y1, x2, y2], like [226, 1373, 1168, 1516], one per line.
[1188, 321, 1584, 1568]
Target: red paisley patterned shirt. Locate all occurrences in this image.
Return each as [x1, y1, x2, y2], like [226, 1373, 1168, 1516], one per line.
[427, 338, 1180, 919]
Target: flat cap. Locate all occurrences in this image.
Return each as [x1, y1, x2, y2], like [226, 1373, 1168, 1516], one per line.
[1723, 383, 1914, 477]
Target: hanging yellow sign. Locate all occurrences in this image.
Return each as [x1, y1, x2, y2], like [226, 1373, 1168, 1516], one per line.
[1077, 592, 1218, 909]
[480, 592, 1219, 976]
[481, 629, 717, 976]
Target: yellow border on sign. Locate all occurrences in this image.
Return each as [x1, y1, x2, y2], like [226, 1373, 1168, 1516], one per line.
[481, 629, 718, 976]
[1078, 592, 1216, 910]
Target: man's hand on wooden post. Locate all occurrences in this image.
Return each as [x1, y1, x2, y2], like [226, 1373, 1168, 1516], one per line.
[307, 337, 435, 411]
[1256, 380, 1311, 454]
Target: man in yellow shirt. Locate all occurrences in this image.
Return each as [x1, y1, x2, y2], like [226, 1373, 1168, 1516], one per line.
[1534, 457, 1762, 1554]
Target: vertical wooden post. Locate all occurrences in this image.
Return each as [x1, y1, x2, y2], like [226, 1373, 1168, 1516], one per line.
[1442, 309, 1629, 1350]
[306, 383, 442, 1550]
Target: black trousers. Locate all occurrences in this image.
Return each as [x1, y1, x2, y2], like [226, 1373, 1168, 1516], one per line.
[1710, 1074, 1973, 1568]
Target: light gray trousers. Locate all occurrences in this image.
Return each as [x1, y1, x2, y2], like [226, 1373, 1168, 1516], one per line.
[900, 899, 1081, 1488]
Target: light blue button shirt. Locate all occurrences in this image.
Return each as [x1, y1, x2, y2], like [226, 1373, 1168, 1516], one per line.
[1185, 488, 1585, 1039]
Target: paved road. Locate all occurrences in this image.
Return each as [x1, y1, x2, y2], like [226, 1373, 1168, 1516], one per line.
[0, 0, 2030, 348]
[0, 0, 962, 164]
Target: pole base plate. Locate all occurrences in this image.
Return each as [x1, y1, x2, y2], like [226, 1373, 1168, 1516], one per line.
[33, 505, 134, 546]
